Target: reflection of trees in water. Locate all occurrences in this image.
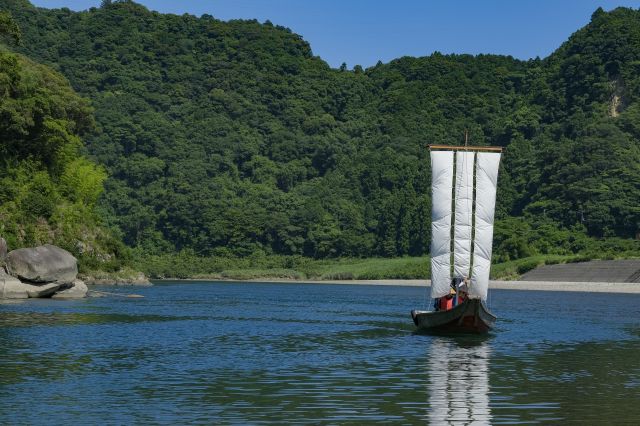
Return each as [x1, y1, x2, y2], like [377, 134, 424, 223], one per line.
[0, 311, 177, 327]
[0, 310, 164, 387]
[0, 314, 90, 386]
[427, 338, 491, 424]
[488, 338, 640, 423]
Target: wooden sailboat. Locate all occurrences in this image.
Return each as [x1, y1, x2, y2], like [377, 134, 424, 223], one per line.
[412, 143, 502, 334]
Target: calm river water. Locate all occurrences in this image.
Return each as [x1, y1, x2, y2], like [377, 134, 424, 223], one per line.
[1, 281, 639, 424]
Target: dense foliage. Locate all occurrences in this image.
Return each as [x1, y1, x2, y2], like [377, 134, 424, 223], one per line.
[0, 11, 127, 271]
[1, 1, 639, 264]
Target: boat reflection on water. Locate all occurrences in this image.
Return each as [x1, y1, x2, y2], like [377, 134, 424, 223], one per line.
[427, 338, 491, 424]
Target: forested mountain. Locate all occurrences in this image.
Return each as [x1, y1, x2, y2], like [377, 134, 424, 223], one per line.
[0, 9, 127, 271]
[1, 0, 639, 263]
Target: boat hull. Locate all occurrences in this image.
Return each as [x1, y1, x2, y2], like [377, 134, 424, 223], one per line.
[411, 299, 496, 334]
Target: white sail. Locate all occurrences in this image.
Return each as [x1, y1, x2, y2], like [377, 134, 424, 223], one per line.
[453, 151, 475, 279]
[470, 152, 501, 300]
[430, 151, 453, 299]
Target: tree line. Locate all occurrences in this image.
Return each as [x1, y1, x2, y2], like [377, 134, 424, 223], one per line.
[0, 1, 638, 267]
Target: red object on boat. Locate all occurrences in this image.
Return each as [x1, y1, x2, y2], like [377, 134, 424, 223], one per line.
[439, 296, 453, 311]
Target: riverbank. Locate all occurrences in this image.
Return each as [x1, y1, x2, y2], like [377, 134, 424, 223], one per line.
[318, 279, 640, 293]
[133, 253, 640, 283]
[79, 267, 151, 286]
[152, 278, 640, 294]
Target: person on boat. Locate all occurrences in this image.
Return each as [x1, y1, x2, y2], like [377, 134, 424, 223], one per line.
[451, 277, 463, 306]
[442, 289, 456, 310]
[434, 277, 468, 311]
[457, 277, 469, 304]
[434, 287, 456, 311]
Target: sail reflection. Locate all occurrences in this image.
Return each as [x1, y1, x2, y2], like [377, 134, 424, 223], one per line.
[427, 338, 491, 424]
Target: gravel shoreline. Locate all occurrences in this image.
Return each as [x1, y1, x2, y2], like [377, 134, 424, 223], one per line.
[254, 278, 640, 293]
[155, 278, 640, 293]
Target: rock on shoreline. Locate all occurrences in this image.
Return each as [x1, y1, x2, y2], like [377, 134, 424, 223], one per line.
[1, 241, 87, 299]
[52, 279, 89, 298]
[6, 244, 78, 284]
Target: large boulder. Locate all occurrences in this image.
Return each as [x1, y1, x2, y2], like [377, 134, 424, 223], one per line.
[52, 279, 88, 299]
[0, 270, 63, 299]
[6, 244, 77, 284]
[0, 269, 28, 299]
[26, 283, 63, 298]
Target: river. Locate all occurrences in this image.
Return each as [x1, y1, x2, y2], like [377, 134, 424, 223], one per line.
[1, 281, 639, 424]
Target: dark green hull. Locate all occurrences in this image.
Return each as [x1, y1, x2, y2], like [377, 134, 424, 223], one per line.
[411, 299, 496, 334]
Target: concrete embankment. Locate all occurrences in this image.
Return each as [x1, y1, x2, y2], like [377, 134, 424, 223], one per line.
[520, 259, 640, 283]
[489, 280, 640, 293]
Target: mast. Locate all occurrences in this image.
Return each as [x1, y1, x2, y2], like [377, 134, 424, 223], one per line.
[429, 145, 502, 152]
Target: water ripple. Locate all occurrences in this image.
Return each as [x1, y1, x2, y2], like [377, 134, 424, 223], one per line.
[0, 283, 638, 424]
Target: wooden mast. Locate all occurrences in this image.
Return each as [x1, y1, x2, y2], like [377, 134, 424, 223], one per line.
[429, 129, 503, 152]
[428, 145, 503, 152]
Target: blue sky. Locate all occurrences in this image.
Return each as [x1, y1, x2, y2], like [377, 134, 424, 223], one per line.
[31, 0, 640, 69]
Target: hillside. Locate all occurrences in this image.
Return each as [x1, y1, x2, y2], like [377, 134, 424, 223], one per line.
[1, 0, 639, 265]
[0, 10, 128, 272]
